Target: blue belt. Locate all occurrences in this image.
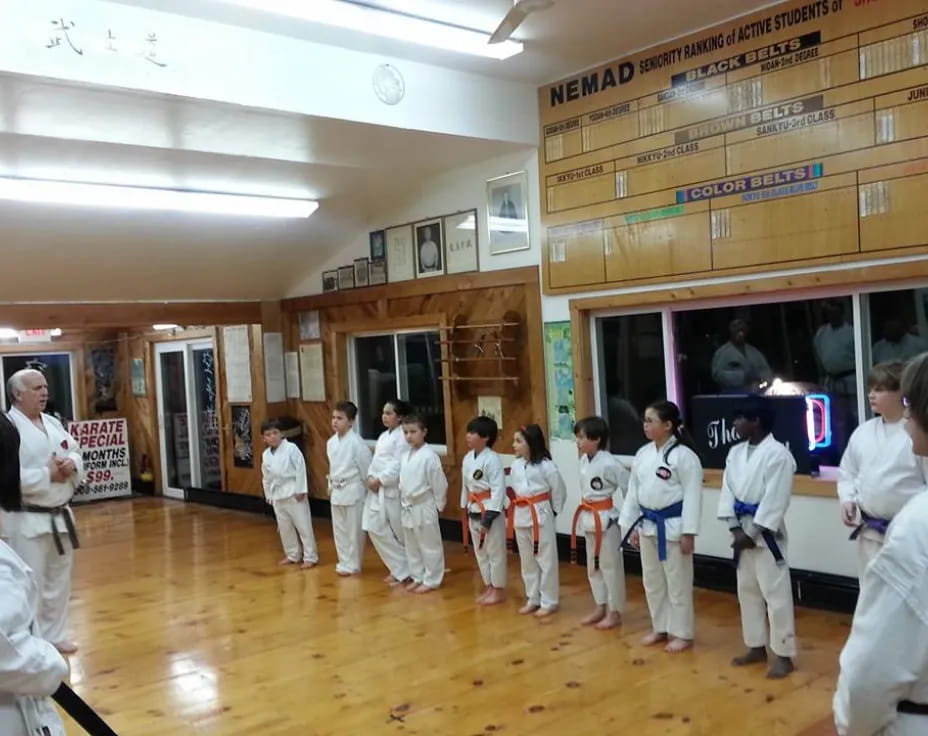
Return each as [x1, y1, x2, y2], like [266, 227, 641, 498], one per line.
[621, 501, 683, 561]
[732, 500, 784, 566]
[849, 510, 891, 540]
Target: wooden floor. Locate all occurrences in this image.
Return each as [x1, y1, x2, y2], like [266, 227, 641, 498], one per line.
[58, 499, 845, 735]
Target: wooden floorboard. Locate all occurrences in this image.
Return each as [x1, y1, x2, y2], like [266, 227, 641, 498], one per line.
[58, 498, 844, 735]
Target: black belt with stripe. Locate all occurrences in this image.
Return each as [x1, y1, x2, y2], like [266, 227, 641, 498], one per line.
[898, 700, 928, 715]
[22, 504, 80, 555]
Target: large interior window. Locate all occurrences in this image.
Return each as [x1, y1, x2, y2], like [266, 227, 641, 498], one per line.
[1, 352, 76, 420]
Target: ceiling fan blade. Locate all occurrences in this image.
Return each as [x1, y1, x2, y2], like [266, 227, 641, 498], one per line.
[488, 6, 531, 44]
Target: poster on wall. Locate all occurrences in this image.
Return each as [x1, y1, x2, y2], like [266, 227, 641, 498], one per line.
[67, 418, 132, 502]
[477, 395, 502, 428]
[231, 404, 253, 468]
[90, 344, 117, 413]
[222, 325, 253, 403]
[285, 351, 300, 399]
[543, 322, 576, 440]
[262, 332, 286, 403]
[299, 343, 326, 402]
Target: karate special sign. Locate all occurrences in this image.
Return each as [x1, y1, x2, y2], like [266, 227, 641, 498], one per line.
[68, 418, 132, 502]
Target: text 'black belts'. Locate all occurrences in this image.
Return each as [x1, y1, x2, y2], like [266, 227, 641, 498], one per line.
[22, 504, 79, 555]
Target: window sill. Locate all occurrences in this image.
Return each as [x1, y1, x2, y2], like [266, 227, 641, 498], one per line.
[702, 467, 838, 499]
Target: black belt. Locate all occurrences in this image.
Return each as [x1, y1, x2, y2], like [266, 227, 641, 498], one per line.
[52, 682, 118, 735]
[22, 504, 80, 555]
[899, 700, 928, 715]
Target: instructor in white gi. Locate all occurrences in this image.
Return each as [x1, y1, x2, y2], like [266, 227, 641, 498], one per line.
[1, 370, 83, 654]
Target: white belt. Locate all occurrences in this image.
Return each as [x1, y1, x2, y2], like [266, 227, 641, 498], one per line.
[328, 476, 357, 490]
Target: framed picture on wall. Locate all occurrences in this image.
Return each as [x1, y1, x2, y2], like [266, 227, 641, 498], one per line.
[354, 257, 370, 288]
[414, 218, 444, 277]
[130, 357, 146, 396]
[443, 209, 479, 274]
[369, 258, 387, 285]
[231, 404, 253, 468]
[487, 171, 530, 255]
[322, 270, 338, 293]
[385, 224, 415, 282]
[337, 265, 355, 290]
[369, 230, 386, 260]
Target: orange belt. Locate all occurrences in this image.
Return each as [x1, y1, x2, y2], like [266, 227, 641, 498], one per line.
[570, 498, 614, 570]
[506, 493, 551, 556]
[461, 489, 492, 551]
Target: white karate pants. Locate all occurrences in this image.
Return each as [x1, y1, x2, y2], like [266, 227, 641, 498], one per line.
[585, 523, 624, 612]
[516, 514, 559, 609]
[273, 496, 318, 564]
[404, 520, 445, 588]
[331, 502, 365, 574]
[737, 544, 796, 657]
[640, 535, 694, 640]
[368, 495, 409, 581]
[468, 515, 507, 588]
[5, 530, 72, 644]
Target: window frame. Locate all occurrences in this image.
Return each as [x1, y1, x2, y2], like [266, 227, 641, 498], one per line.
[347, 327, 449, 455]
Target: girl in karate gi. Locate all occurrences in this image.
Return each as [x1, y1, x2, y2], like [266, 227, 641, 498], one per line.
[261, 419, 318, 568]
[364, 400, 412, 585]
[834, 352, 928, 735]
[718, 399, 797, 679]
[509, 424, 566, 617]
[398, 415, 448, 593]
[620, 400, 703, 653]
[837, 361, 927, 583]
[572, 416, 629, 630]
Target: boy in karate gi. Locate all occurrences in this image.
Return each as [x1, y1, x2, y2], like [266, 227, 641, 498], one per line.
[399, 415, 448, 593]
[261, 419, 318, 568]
[461, 416, 507, 606]
[838, 361, 927, 584]
[718, 399, 797, 679]
[326, 401, 372, 576]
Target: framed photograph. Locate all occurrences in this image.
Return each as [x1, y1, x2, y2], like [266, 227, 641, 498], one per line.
[231, 404, 253, 468]
[337, 265, 355, 290]
[443, 209, 479, 274]
[298, 311, 320, 341]
[369, 230, 386, 260]
[354, 257, 370, 288]
[487, 171, 530, 255]
[130, 357, 146, 397]
[322, 270, 338, 293]
[414, 218, 444, 277]
[385, 224, 415, 282]
[369, 258, 387, 285]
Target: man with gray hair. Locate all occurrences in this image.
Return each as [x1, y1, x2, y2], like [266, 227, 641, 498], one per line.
[1, 369, 84, 655]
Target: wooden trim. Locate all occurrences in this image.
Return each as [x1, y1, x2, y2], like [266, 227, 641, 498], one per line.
[568, 257, 928, 313]
[328, 313, 447, 335]
[0, 302, 262, 328]
[524, 273, 548, 437]
[282, 266, 540, 311]
[570, 303, 595, 419]
[703, 469, 836, 499]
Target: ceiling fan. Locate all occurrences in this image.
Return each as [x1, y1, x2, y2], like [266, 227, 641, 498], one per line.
[489, 0, 556, 44]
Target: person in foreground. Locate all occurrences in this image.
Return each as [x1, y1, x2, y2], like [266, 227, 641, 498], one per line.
[834, 352, 928, 735]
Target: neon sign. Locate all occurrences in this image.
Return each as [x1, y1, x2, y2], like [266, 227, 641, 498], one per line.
[805, 393, 832, 451]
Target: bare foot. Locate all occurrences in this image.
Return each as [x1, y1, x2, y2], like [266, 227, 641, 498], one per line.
[641, 631, 668, 646]
[766, 656, 795, 679]
[405, 581, 420, 591]
[519, 603, 540, 615]
[475, 586, 491, 604]
[300, 561, 317, 570]
[413, 584, 437, 594]
[384, 574, 398, 583]
[594, 611, 622, 630]
[581, 606, 606, 626]
[481, 588, 506, 606]
[664, 637, 693, 654]
[336, 570, 352, 577]
[732, 647, 767, 667]
[535, 606, 558, 618]
[278, 558, 296, 566]
[54, 641, 78, 655]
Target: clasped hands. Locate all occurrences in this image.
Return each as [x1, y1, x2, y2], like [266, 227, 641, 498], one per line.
[48, 455, 77, 483]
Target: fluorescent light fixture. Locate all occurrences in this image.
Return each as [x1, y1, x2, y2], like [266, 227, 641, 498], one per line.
[0, 328, 17, 339]
[50, 329, 62, 337]
[152, 324, 181, 331]
[0, 178, 318, 219]
[218, 0, 523, 59]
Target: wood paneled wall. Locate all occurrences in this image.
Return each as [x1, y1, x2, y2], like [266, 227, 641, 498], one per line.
[281, 267, 546, 520]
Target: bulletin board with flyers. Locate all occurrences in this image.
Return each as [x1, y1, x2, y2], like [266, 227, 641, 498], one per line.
[538, 0, 928, 293]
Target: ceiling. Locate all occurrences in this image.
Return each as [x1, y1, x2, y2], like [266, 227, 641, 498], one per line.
[0, 0, 785, 306]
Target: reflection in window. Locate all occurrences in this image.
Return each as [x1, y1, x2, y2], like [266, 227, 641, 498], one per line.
[674, 296, 856, 468]
[866, 287, 928, 365]
[595, 314, 667, 456]
[1, 353, 75, 420]
[353, 332, 446, 445]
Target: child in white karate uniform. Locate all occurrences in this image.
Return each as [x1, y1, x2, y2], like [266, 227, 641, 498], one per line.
[718, 399, 797, 679]
[364, 399, 412, 585]
[261, 419, 318, 568]
[571, 416, 629, 630]
[399, 414, 448, 593]
[838, 361, 928, 583]
[461, 416, 507, 606]
[621, 400, 703, 654]
[509, 424, 566, 617]
[326, 401, 372, 576]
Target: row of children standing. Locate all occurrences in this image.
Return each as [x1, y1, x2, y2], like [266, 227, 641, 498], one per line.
[261, 392, 806, 678]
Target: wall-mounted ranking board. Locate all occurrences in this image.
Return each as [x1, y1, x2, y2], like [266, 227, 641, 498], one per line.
[538, 0, 928, 292]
